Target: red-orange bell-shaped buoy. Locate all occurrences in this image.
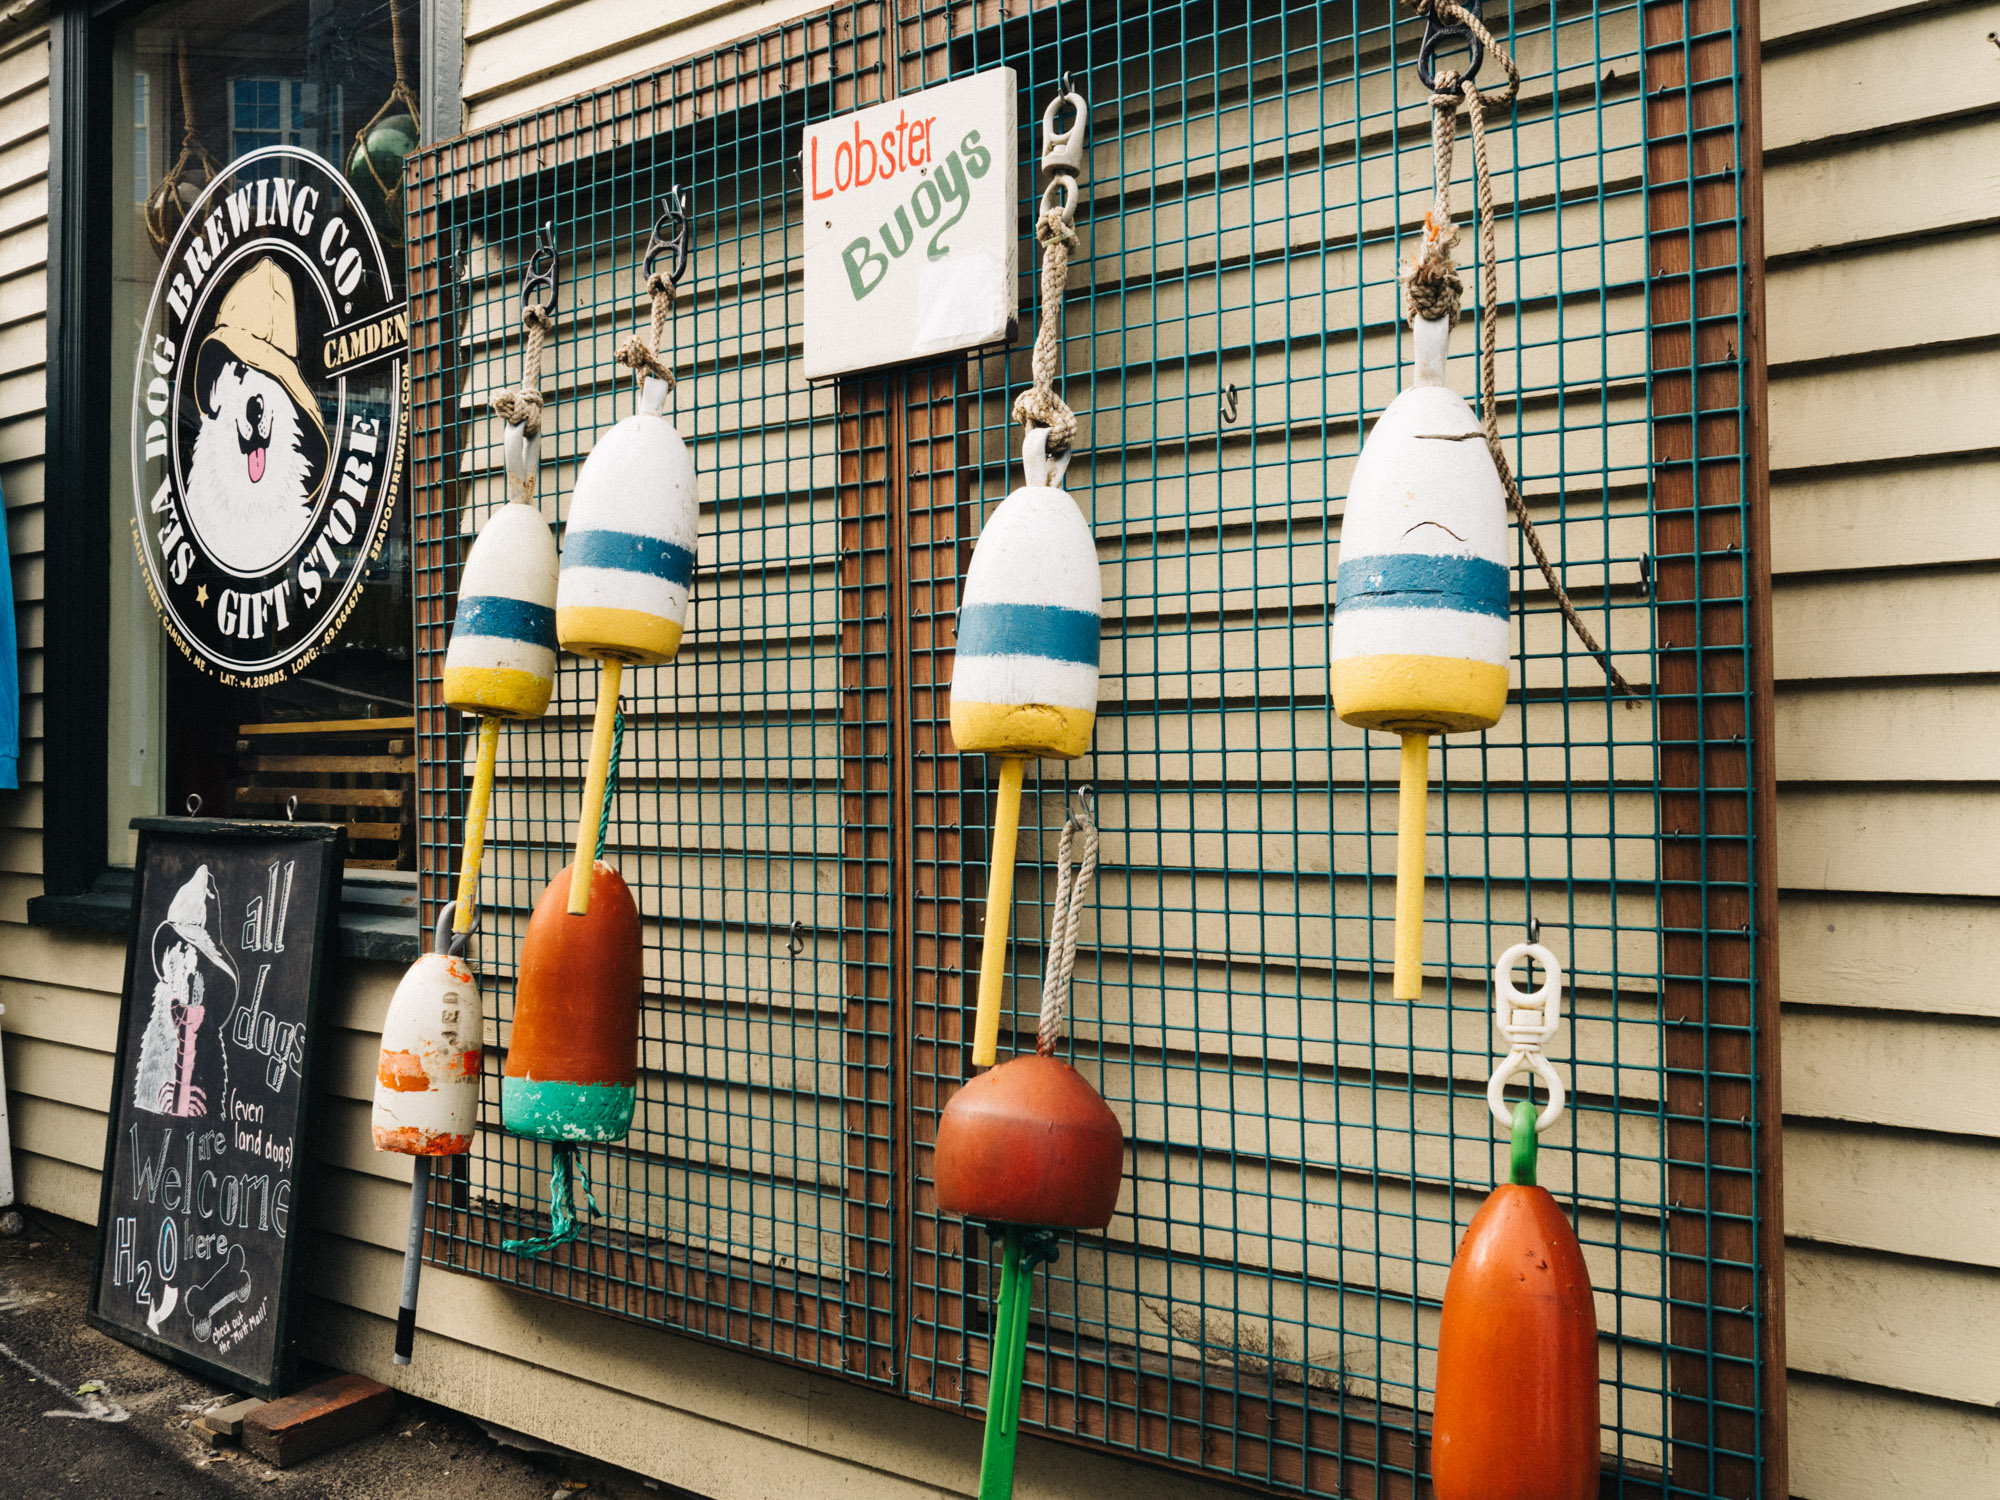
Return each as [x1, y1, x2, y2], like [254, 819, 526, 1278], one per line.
[934, 1053, 1123, 1230]
[1431, 1156, 1599, 1499]
[501, 860, 641, 1143]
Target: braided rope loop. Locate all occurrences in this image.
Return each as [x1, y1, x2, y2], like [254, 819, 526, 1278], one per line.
[1036, 802, 1100, 1055]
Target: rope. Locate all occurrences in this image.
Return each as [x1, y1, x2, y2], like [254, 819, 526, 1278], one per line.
[349, 0, 422, 241]
[143, 34, 220, 256]
[614, 271, 678, 387]
[503, 1145, 599, 1256]
[1035, 801, 1100, 1056]
[1403, 0, 1633, 697]
[594, 706, 624, 864]
[490, 302, 556, 436]
[1011, 207, 1079, 456]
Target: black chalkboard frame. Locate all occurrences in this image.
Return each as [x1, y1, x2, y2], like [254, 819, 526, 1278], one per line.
[86, 816, 347, 1398]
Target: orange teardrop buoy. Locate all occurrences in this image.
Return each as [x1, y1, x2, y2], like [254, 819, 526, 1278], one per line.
[501, 860, 641, 1143]
[1431, 1165, 1599, 1500]
[934, 1053, 1123, 1231]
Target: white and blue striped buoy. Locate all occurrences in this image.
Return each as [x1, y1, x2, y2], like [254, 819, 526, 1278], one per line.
[443, 427, 559, 720]
[1329, 315, 1510, 735]
[556, 376, 698, 666]
[949, 435, 1102, 761]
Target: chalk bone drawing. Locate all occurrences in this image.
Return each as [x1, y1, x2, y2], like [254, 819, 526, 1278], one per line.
[191, 1243, 253, 1343]
[134, 864, 240, 1118]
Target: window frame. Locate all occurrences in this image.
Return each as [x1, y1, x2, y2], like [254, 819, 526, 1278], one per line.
[37, 0, 462, 905]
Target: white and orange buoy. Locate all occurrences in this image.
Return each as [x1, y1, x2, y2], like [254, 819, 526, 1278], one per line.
[1329, 314, 1510, 999]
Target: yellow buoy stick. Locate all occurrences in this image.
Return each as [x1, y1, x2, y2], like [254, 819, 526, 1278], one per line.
[568, 659, 624, 915]
[971, 756, 1028, 1068]
[1394, 731, 1430, 1000]
[451, 717, 504, 934]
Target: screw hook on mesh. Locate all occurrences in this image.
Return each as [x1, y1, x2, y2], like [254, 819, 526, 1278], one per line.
[432, 901, 473, 958]
[1415, 0, 1486, 95]
[643, 187, 693, 291]
[522, 221, 559, 316]
[787, 919, 805, 957]
[1486, 940, 1566, 1134]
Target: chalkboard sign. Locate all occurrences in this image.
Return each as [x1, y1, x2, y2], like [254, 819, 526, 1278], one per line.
[88, 817, 345, 1397]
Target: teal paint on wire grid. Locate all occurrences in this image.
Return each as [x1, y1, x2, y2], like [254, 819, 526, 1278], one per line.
[401, 2, 1771, 1496]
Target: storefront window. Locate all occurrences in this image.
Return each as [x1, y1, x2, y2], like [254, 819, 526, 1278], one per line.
[107, 0, 419, 870]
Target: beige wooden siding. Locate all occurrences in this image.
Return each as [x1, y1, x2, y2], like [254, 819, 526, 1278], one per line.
[0, 19, 63, 1216]
[1763, 0, 2000, 1491]
[461, 0, 825, 128]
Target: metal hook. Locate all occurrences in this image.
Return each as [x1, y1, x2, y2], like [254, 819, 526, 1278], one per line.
[522, 221, 559, 315]
[642, 187, 693, 289]
[184, 793, 202, 817]
[1416, 0, 1486, 94]
[787, 920, 805, 957]
[434, 902, 473, 957]
[1221, 383, 1240, 425]
[1040, 80, 1088, 178]
[1068, 784, 1096, 828]
[285, 795, 298, 823]
[1527, 915, 1540, 944]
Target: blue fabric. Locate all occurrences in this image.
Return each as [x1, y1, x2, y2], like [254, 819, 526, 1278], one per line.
[452, 593, 557, 647]
[562, 528, 696, 586]
[955, 602, 1101, 666]
[0, 475, 16, 788]
[1335, 551, 1511, 619]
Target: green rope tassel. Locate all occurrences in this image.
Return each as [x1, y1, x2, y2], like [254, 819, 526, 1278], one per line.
[504, 1144, 600, 1256]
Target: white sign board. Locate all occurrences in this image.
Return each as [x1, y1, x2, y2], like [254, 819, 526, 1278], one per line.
[802, 69, 1017, 379]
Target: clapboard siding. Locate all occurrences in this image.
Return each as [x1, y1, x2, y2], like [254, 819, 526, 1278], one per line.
[1765, 0, 2000, 1488]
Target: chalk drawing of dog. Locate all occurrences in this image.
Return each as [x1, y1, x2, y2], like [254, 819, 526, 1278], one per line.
[184, 358, 318, 576]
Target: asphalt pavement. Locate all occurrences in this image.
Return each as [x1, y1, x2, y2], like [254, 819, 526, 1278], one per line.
[0, 1208, 672, 1499]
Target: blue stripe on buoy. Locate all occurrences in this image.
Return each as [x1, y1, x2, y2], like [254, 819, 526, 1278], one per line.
[454, 594, 557, 645]
[1336, 553, 1510, 618]
[564, 528, 697, 587]
[956, 603, 1101, 666]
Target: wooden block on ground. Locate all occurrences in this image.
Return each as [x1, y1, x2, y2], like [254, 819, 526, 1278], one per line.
[240, 1374, 392, 1468]
[194, 1396, 266, 1440]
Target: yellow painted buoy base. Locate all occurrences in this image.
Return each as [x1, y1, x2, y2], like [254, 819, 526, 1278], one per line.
[444, 665, 554, 720]
[557, 606, 683, 667]
[950, 701, 1095, 762]
[1332, 654, 1508, 735]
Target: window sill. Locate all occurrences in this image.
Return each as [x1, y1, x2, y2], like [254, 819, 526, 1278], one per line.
[27, 867, 421, 964]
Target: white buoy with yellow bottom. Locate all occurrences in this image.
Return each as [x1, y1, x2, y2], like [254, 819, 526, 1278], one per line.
[950, 431, 1101, 1068]
[1329, 314, 1509, 998]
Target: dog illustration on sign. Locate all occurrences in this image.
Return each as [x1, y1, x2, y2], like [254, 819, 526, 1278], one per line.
[183, 255, 330, 576]
[133, 865, 239, 1118]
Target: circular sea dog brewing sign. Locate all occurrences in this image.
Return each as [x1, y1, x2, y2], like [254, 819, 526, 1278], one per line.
[131, 146, 409, 685]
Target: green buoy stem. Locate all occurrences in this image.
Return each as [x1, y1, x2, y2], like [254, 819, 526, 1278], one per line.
[1509, 1097, 1538, 1186]
[977, 1227, 1030, 1499]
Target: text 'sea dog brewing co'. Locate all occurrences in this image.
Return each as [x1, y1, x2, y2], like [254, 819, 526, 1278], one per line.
[129, 145, 408, 685]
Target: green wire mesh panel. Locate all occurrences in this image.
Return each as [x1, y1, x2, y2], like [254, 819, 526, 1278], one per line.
[405, 1, 1770, 1496]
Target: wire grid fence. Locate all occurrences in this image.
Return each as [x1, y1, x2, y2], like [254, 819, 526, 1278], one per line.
[403, 1, 1769, 1496]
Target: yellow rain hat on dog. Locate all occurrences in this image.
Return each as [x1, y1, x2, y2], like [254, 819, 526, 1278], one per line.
[195, 255, 331, 487]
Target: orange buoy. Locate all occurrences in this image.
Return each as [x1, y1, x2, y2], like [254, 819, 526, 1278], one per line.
[500, 860, 641, 1143]
[934, 1052, 1123, 1231]
[1431, 1104, 1600, 1500]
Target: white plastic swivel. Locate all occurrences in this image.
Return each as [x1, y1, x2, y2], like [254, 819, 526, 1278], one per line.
[1485, 940, 1567, 1134]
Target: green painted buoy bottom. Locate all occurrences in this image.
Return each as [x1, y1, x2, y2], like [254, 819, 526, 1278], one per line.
[501, 1076, 636, 1142]
[978, 1226, 1031, 1500]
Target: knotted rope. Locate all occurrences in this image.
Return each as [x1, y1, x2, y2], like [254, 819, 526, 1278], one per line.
[490, 301, 556, 438]
[1035, 798, 1100, 1056]
[1403, 0, 1633, 697]
[1012, 200, 1080, 456]
[144, 36, 220, 256]
[349, 0, 423, 243]
[614, 271, 678, 388]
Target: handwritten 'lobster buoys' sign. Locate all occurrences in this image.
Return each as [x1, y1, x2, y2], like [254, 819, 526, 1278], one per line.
[501, 860, 642, 1143]
[372, 950, 482, 1155]
[1330, 315, 1509, 999]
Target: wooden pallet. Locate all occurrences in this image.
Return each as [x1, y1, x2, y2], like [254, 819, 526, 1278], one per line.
[231, 715, 416, 870]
